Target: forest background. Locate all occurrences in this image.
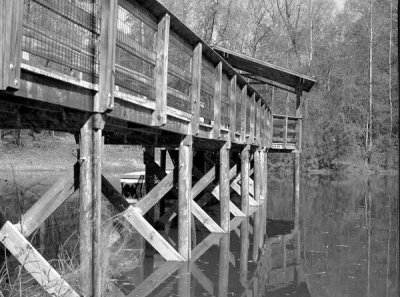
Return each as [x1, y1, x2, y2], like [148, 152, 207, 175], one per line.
[0, 0, 398, 174]
[158, 0, 398, 173]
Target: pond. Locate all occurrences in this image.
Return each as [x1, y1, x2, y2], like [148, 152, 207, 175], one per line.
[0, 172, 398, 297]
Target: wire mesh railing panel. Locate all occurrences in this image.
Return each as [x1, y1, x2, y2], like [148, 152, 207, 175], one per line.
[22, 0, 100, 82]
[116, 1, 156, 100]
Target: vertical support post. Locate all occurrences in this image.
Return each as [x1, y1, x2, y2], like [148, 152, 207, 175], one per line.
[213, 62, 222, 139]
[144, 146, 159, 220]
[293, 152, 300, 230]
[220, 142, 230, 232]
[255, 99, 261, 145]
[229, 75, 237, 140]
[261, 106, 266, 148]
[92, 116, 103, 297]
[295, 87, 303, 150]
[178, 263, 191, 296]
[160, 148, 167, 216]
[79, 119, 93, 297]
[240, 86, 248, 143]
[218, 234, 230, 297]
[239, 218, 249, 285]
[95, 0, 117, 112]
[249, 93, 255, 144]
[283, 116, 288, 148]
[191, 43, 202, 135]
[153, 14, 170, 126]
[253, 149, 261, 203]
[179, 135, 193, 260]
[241, 145, 250, 215]
[268, 111, 273, 147]
[0, 0, 23, 90]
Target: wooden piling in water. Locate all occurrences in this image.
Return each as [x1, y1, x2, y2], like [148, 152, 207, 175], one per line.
[241, 146, 250, 215]
[220, 142, 230, 232]
[293, 152, 300, 230]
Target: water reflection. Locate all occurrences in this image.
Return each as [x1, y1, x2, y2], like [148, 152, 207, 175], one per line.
[107, 174, 398, 297]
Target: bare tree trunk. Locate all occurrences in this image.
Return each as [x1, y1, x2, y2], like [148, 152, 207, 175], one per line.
[368, 0, 373, 164]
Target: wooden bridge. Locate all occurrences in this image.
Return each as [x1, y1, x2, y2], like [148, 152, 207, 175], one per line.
[0, 0, 315, 296]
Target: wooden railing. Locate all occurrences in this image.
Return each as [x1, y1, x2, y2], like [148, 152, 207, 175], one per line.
[271, 114, 302, 150]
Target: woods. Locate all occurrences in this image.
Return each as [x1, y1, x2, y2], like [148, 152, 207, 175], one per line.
[160, 0, 398, 171]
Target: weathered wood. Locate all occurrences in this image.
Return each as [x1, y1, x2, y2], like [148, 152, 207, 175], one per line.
[191, 263, 214, 295]
[293, 152, 300, 230]
[252, 208, 261, 262]
[249, 93, 255, 144]
[220, 142, 230, 232]
[241, 145, 250, 215]
[79, 119, 93, 296]
[191, 200, 224, 233]
[179, 135, 193, 260]
[191, 43, 202, 135]
[229, 75, 237, 139]
[230, 182, 259, 206]
[253, 149, 261, 203]
[191, 233, 223, 261]
[92, 124, 103, 297]
[127, 261, 182, 297]
[17, 168, 77, 237]
[213, 62, 222, 138]
[136, 169, 174, 215]
[283, 116, 288, 148]
[0, 222, 79, 297]
[178, 263, 191, 297]
[0, 0, 23, 90]
[124, 207, 184, 261]
[218, 234, 230, 297]
[256, 99, 261, 145]
[191, 166, 216, 198]
[239, 218, 250, 285]
[153, 14, 170, 126]
[94, 0, 117, 112]
[240, 86, 248, 143]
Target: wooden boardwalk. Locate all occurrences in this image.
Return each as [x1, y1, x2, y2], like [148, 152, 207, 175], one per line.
[0, 0, 315, 296]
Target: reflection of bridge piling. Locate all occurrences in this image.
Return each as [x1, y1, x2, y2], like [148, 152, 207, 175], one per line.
[0, 0, 315, 295]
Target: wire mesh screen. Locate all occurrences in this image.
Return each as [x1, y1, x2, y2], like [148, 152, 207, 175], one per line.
[116, 1, 156, 99]
[22, 0, 101, 82]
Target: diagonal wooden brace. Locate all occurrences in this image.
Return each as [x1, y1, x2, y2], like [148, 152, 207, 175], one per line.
[0, 222, 79, 297]
[16, 166, 78, 237]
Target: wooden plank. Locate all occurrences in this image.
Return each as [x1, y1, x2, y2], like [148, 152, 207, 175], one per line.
[92, 127, 103, 297]
[230, 182, 259, 207]
[218, 234, 230, 297]
[124, 207, 184, 261]
[191, 200, 224, 233]
[249, 93, 255, 144]
[241, 145, 250, 215]
[94, 0, 117, 112]
[256, 99, 261, 145]
[179, 135, 193, 260]
[191, 166, 216, 198]
[240, 86, 248, 143]
[283, 116, 288, 148]
[213, 62, 222, 138]
[0, 222, 79, 297]
[229, 75, 237, 139]
[79, 119, 93, 296]
[153, 14, 170, 126]
[127, 261, 182, 297]
[191, 233, 223, 261]
[0, 0, 23, 90]
[17, 168, 77, 237]
[254, 149, 261, 203]
[191, 43, 202, 135]
[220, 142, 230, 232]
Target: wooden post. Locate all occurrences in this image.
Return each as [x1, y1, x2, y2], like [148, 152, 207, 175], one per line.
[218, 234, 230, 297]
[241, 145, 250, 215]
[95, 0, 117, 112]
[252, 207, 261, 262]
[296, 86, 303, 150]
[240, 86, 248, 143]
[253, 149, 261, 203]
[239, 218, 249, 285]
[255, 99, 261, 145]
[0, 0, 23, 90]
[79, 118, 93, 297]
[213, 62, 222, 139]
[191, 43, 202, 135]
[229, 75, 237, 140]
[220, 142, 230, 232]
[179, 135, 193, 260]
[144, 146, 158, 221]
[283, 116, 288, 148]
[160, 148, 167, 216]
[293, 152, 300, 230]
[153, 14, 170, 126]
[92, 118, 103, 297]
[249, 93, 255, 144]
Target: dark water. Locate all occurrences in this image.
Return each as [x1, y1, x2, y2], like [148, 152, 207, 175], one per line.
[0, 173, 398, 297]
[107, 174, 398, 297]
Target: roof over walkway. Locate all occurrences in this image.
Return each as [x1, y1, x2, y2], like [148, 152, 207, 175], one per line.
[213, 46, 316, 93]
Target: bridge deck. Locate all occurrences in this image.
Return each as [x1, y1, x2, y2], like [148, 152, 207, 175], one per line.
[0, 0, 314, 151]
